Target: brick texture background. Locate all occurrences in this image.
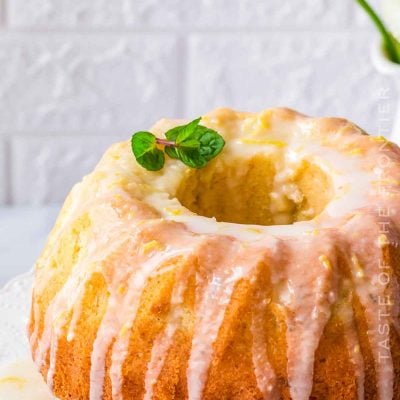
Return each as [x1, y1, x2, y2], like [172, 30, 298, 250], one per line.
[0, 0, 396, 205]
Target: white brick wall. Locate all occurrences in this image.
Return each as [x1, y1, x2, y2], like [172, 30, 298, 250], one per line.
[0, 0, 396, 205]
[187, 32, 395, 134]
[11, 136, 114, 204]
[0, 34, 180, 134]
[8, 0, 355, 29]
[0, 140, 6, 204]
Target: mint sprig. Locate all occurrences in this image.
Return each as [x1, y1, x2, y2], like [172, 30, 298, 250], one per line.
[356, 0, 400, 64]
[131, 117, 225, 171]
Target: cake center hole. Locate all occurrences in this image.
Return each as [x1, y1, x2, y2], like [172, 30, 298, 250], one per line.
[176, 154, 333, 226]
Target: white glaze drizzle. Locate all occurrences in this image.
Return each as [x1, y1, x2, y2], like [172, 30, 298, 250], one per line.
[30, 186, 135, 354]
[186, 241, 266, 400]
[275, 239, 336, 400]
[46, 331, 58, 392]
[346, 217, 396, 400]
[142, 258, 194, 400]
[34, 203, 133, 371]
[251, 304, 278, 399]
[91, 244, 194, 400]
[339, 290, 365, 400]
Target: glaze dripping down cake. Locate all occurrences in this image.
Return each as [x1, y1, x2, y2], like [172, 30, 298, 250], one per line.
[29, 108, 400, 399]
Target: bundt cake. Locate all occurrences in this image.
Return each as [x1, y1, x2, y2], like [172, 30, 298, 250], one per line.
[29, 108, 400, 399]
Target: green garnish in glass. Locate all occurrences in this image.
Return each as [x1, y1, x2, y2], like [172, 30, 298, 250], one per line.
[356, 0, 400, 64]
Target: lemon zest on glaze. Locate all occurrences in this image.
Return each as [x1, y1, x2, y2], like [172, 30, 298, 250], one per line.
[371, 135, 389, 143]
[119, 323, 130, 337]
[259, 110, 272, 129]
[53, 311, 68, 328]
[373, 178, 400, 186]
[351, 254, 365, 278]
[164, 207, 182, 216]
[117, 284, 127, 295]
[348, 148, 363, 156]
[246, 227, 262, 234]
[378, 234, 389, 247]
[0, 376, 27, 389]
[239, 138, 286, 147]
[142, 240, 165, 254]
[318, 255, 332, 270]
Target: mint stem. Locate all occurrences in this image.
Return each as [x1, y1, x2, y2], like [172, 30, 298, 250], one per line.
[356, 0, 400, 64]
[156, 138, 176, 147]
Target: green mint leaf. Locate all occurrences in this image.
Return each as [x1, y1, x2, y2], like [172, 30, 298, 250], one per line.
[176, 117, 201, 144]
[197, 127, 225, 161]
[177, 148, 207, 169]
[178, 139, 200, 149]
[165, 125, 181, 142]
[131, 131, 165, 171]
[164, 145, 179, 160]
[131, 131, 155, 157]
[165, 118, 202, 143]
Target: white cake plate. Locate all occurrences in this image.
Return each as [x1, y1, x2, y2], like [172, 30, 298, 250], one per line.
[0, 270, 54, 399]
